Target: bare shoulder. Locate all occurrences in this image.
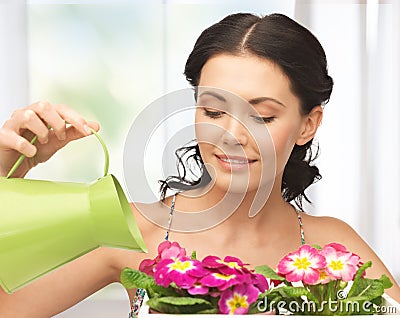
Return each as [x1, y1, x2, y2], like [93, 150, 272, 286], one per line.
[302, 213, 379, 262]
[301, 213, 400, 301]
[301, 214, 360, 245]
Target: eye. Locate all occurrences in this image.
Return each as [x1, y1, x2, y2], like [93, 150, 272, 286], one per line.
[250, 115, 276, 124]
[202, 107, 224, 119]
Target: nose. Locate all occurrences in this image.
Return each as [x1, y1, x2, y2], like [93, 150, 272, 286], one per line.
[221, 116, 248, 146]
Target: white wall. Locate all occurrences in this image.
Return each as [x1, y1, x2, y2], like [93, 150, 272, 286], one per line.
[0, 0, 29, 123]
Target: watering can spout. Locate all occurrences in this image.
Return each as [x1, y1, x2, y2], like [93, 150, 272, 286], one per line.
[89, 175, 148, 252]
[0, 130, 147, 293]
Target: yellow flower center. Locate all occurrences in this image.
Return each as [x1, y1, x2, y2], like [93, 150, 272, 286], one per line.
[214, 273, 236, 281]
[329, 260, 344, 271]
[319, 270, 329, 280]
[228, 294, 248, 314]
[217, 259, 242, 270]
[293, 257, 311, 270]
[169, 260, 193, 273]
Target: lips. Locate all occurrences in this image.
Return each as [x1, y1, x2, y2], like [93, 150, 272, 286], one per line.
[215, 154, 257, 171]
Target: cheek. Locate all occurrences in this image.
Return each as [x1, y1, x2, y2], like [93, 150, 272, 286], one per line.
[269, 123, 300, 165]
[194, 111, 225, 151]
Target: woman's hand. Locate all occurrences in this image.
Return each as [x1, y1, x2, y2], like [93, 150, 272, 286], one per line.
[0, 101, 100, 178]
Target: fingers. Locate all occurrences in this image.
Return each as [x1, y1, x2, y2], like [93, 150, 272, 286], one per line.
[87, 120, 100, 133]
[6, 101, 93, 138]
[54, 103, 93, 136]
[0, 129, 37, 157]
[34, 101, 67, 141]
[62, 121, 101, 145]
[1, 101, 100, 157]
[18, 109, 51, 144]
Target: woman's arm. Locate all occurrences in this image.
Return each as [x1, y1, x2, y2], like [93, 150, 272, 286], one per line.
[0, 247, 120, 317]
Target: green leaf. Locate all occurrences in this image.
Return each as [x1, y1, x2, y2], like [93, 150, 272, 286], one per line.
[191, 250, 197, 260]
[120, 268, 179, 297]
[155, 296, 213, 306]
[347, 262, 393, 304]
[248, 291, 280, 314]
[311, 244, 322, 250]
[280, 286, 319, 304]
[146, 296, 214, 314]
[378, 274, 393, 289]
[350, 278, 385, 300]
[120, 267, 154, 290]
[255, 265, 284, 281]
[339, 296, 379, 315]
[195, 308, 219, 314]
[347, 261, 372, 298]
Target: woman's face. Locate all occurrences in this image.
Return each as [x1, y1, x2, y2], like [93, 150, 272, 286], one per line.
[195, 53, 308, 195]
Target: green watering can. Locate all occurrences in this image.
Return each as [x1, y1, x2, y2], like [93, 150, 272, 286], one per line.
[0, 130, 147, 293]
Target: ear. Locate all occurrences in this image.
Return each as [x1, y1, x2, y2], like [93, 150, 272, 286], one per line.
[296, 105, 323, 146]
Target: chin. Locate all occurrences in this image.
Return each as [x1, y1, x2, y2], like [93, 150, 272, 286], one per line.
[213, 175, 275, 196]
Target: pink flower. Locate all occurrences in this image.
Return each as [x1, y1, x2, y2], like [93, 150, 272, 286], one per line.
[139, 258, 158, 276]
[202, 255, 246, 275]
[154, 257, 208, 288]
[251, 273, 269, 293]
[324, 242, 347, 252]
[187, 281, 209, 295]
[321, 245, 360, 281]
[138, 241, 186, 277]
[277, 244, 326, 285]
[218, 284, 259, 314]
[316, 269, 331, 284]
[200, 271, 246, 291]
[158, 241, 186, 259]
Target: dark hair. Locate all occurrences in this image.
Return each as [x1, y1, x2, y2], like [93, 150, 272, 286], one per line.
[160, 13, 333, 210]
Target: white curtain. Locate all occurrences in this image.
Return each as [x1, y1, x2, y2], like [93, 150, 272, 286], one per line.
[0, 0, 29, 124]
[295, 0, 400, 282]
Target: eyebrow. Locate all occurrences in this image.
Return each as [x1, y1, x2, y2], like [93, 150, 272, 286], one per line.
[248, 97, 286, 108]
[198, 91, 227, 102]
[198, 91, 286, 108]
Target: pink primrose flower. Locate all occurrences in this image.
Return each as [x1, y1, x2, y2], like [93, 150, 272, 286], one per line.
[154, 257, 208, 288]
[139, 258, 159, 276]
[139, 241, 186, 277]
[316, 269, 332, 284]
[324, 242, 347, 252]
[200, 271, 246, 291]
[218, 284, 259, 315]
[158, 241, 186, 259]
[321, 245, 360, 281]
[251, 273, 269, 293]
[187, 281, 210, 295]
[277, 244, 326, 285]
[202, 255, 246, 275]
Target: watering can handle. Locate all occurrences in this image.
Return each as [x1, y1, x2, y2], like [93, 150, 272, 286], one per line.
[6, 128, 109, 179]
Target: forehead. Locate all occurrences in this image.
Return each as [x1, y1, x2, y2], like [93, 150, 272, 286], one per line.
[198, 53, 299, 108]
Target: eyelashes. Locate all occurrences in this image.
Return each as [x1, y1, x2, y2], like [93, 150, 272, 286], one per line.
[250, 115, 276, 124]
[203, 108, 223, 119]
[201, 107, 276, 124]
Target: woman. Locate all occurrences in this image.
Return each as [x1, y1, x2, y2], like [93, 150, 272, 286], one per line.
[0, 13, 399, 317]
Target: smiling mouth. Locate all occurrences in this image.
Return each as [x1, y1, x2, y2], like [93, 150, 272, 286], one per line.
[215, 155, 257, 170]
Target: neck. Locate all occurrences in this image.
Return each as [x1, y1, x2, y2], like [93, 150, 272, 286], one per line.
[182, 175, 292, 226]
